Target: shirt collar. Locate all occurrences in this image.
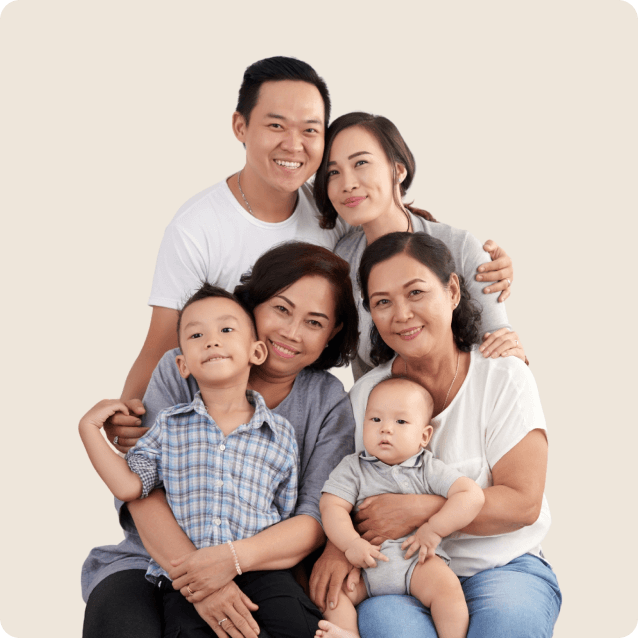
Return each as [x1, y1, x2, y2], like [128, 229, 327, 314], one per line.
[176, 390, 279, 437]
[359, 448, 427, 469]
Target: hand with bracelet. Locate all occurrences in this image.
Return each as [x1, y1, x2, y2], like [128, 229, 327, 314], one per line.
[170, 540, 243, 603]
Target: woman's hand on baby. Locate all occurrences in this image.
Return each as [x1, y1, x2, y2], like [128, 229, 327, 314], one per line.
[345, 538, 389, 569]
[476, 240, 514, 303]
[354, 494, 432, 545]
[193, 581, 260, 638]
[402, 523, 442, 564]
[170, 545, 237, 601]
[103, 399, 147, 453]
[480, 328, 526, 362]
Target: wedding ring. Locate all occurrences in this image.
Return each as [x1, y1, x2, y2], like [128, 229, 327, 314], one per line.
[219, 618, 228, 626]
[187, 586, 195, 595]
[113, 436, 119, 445]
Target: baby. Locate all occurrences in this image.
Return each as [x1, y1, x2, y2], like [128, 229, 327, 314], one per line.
[79, 284, 320, 638]
[316, 376, 485, 638]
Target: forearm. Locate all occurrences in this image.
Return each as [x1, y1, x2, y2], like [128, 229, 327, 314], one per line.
[234, 515, 325, 572]
[127, 489, 196, 573]
[321, 506, 360, 554]
[427, 483, 485, 537]
[120, 306, 179, 402]
[121, 348, 167, 402]
[460, 485, 541, 536]
[79, 423, 142, 501]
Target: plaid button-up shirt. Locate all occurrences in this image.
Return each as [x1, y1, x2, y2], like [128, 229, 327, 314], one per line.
[127, 389, 298, 582]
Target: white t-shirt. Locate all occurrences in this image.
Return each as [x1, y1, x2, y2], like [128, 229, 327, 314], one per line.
[148, 180, 349, 309]
[349, 349, 551, 577]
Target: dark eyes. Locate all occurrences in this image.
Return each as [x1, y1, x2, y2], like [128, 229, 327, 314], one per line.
[409, 289, 424, 297]
[221, 327, 234, 333]
[396, 419, 407, 424]
[189, 332, 203, 339]
[371, 417, 381, 422]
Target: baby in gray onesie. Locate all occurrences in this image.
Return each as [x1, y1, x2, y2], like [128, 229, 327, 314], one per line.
[316, 376, 485, 638]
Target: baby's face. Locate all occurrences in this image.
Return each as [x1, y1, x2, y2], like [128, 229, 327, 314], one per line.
[362, 380, 434, 465]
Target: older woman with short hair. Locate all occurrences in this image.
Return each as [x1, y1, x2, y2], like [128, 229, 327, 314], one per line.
[321, 231, 561, 638]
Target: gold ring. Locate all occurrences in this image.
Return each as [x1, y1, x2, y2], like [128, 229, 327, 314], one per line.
[187, 585, 195, 595]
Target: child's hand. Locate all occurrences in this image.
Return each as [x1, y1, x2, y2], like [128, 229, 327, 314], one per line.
[344, 537, 389, 569]
[402, 522, 442, 564]
[80, 400, 131, 431]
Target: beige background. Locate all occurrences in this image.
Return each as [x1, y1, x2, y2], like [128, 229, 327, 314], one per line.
[1, 0, 637, 636]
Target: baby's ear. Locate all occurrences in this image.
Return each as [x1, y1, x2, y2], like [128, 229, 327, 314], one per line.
[421, 424, 434, 448]
[175, 354, 191, 380]
[250, 341, 268, 366]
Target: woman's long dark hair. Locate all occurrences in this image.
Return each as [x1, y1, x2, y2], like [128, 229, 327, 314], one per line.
[314, 112, 437, 230]
[359, 232, 482, 365]
[234, 241, 359, 370]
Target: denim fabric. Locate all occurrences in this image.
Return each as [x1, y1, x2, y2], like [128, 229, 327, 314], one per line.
[357, 554, 561, 638]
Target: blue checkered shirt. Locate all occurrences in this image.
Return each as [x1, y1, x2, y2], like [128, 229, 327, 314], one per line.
[126, 389, 298, 582]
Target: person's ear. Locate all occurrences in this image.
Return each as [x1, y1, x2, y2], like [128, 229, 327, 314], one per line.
[395, 163, 408, 185]
[175, 354, 191, 380]
[250, 340, 268, 366]
[449, 273, 461, 310]
[232, 111, 248, 144]
[421, 424, 434, 448]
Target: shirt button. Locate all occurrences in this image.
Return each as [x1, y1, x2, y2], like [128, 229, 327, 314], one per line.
[214, 518, 221, 526]
[219, 444, 226, 451]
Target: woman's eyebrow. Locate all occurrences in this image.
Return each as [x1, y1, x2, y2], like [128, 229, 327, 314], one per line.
[274, 295, 329, 320]
[327, 151, 372, 166]
[369, 279, 427, 299]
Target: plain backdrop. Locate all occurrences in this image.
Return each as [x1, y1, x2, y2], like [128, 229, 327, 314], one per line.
[1, 1, 637, 636]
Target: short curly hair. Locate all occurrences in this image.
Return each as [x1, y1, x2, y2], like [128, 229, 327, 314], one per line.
[358, 232, 482, 365]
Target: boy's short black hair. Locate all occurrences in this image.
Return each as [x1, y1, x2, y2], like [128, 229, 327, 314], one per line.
[236, 56, 331, 126]
[177, 283, 258, 349]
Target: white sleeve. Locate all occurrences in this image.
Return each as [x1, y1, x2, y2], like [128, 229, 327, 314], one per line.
[485, 362, 547, 468]
[148, 220, 216, 310]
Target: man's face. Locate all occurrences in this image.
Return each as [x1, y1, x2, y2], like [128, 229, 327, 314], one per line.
[234, 80, 325, 194]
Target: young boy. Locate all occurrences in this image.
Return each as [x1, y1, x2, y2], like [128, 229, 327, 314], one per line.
[79, 283, 321, 638]
[316, 376, 485, 638]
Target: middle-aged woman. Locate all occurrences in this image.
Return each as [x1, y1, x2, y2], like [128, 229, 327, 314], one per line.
[333, 231, 561, 637]
[82, 242, 359, 638]
[313, 112, 525, 381]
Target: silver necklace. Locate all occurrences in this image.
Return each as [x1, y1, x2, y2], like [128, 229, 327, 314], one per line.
[404, 349, 461, 412]
[237, 170, 254, 217]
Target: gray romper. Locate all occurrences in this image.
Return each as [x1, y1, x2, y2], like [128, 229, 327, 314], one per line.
[321, 450, 463, 596]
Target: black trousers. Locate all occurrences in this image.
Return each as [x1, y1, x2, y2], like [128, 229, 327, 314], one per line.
[161, 569, 322, 638]
[83, 568, 322, 638]
[83, 570, 163, 638]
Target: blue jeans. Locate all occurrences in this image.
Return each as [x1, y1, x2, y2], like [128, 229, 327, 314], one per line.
[357, 554, 561, 638]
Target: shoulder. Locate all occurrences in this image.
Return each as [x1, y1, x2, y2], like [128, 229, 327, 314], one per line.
[335, 228, 365, 262]
[167, 180, 235, 228]
[463, 350, 542, 411]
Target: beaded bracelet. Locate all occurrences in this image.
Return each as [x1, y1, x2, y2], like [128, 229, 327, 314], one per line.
[227, 540, 242, 575]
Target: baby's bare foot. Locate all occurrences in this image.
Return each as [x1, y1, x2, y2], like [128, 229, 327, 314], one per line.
[314, 619, 360, 638]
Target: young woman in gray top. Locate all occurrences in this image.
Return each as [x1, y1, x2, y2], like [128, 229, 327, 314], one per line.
[82, 242, 359, 638]
[313, 112, 526, 381]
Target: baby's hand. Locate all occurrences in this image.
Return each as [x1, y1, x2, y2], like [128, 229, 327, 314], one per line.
[402, 523, 442, 564]
[80, 400, 131, 431]
[344, 538, 389, 569]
